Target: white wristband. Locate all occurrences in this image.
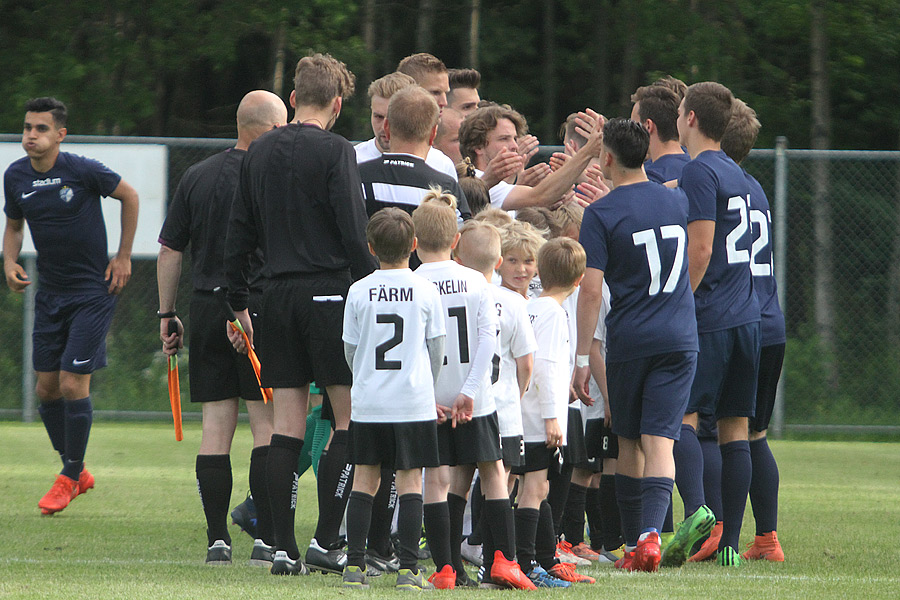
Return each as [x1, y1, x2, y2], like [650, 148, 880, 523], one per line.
[575, 354, 590, 368]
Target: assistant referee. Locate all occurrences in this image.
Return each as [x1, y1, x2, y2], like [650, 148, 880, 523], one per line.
[224, 53, 377, 576]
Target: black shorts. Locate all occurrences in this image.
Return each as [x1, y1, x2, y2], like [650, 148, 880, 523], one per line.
[511, 442, 563, 476]
[33, 291, 116, 374]
[500, 435, 525, 468]
[437, 412, 502, 466]
[563, 407, 590, 466]
[750, 343, 785, 433]
[584, 419, 619, 462]
[188, 291, 263, 403]
[696, 413, 718, 439]
[688, 322, 761, 419]
[349, 420, 440, 470]
[257, 274, 352, 388]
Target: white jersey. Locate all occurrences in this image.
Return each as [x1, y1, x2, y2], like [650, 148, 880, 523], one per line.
[343, 268, 446, 423]
[521, 296, 571, 444]
[355, 138, 458, 181]
[584, 281, 612, 422]
[416, 260, 498, 416]
[474, 167, 514, 210]
[491, 285, 538, 437]
[527, 275, 543, 300]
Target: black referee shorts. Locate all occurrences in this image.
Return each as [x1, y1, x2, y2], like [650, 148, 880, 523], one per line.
[257, 273, 352, 389]
[188, 291, 263, 403]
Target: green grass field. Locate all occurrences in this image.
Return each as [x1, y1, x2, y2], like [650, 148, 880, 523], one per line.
[1, 422, 899, 599]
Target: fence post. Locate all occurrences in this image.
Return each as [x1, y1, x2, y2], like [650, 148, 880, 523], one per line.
[772, 137, 788, 439]
[21, 255, 36, 422]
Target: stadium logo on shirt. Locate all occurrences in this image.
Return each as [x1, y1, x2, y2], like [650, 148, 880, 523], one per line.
[59, 186, 74, 203]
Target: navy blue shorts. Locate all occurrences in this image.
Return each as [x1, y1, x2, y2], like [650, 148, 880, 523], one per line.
[687, 322, 761, 419]
[33, 291, 117, 374]
[750, 343, 785, 432]
[607, 351, 698, 441]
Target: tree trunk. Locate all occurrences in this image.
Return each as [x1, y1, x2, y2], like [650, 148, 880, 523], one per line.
[468, 0, 480, 70]
[541, 0, 557, 142]
[618, 1, 641, 112]
[272, 8, 287, 98]
[416, 0, 435, 52]
[363, 0, 377, 86]
[810, 0, 838, 387]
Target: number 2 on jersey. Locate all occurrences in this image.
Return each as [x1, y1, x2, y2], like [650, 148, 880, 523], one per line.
[375, 313, 404, 370]
[633, 225, 685, 296]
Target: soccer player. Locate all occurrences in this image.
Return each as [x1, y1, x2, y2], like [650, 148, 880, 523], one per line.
[355, 71, 458, 180]
[3, 97, 139, 515]
[720, 99, 786, 562]
[574, 118, 700, 572]
[340, 208, 446, 591]
[156, 90, 286, 565]
[631, 78, 690, 185]
[496, 220, 544, 299]
[671, 82, 762, 567]
[459, 105, 604, 211]
[359, 86, 471, 223]
[397, 52, 451, 110]
[433, 108, 465, 166]
[224, 53, 377, 576]
[513, 237, 586, 587]
[413, 194, 534, 590]
[447, 68, 482, 115]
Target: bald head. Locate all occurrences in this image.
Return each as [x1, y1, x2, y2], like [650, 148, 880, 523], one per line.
[236, 90, 288, 147]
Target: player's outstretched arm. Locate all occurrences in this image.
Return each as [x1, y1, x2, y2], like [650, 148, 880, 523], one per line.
[106, 180, 139, 294]
[574, 267, 604, 404]
[3, 217, 31, 292]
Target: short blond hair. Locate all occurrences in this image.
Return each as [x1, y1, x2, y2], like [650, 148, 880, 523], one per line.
[387, 86, 440, 143]
[397, 53, 448, 82]
[554, 203, 584, 237]
[455, 220, 501, 273]
[473, 206, 514, 228]
[412, 187, 458, 252]
[368, 71, 417, 100]
[538, 237, 586, 291]
[500, 220, 545, 261]
[720, 98, 760, 165]
[515, 207, 557, 240]
[293, 53, 356, 108]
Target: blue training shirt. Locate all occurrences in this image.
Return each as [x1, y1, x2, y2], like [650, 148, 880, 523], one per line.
[644, 150, 690, 185]
[580, 180, 699, 362]
[4, 151, 122, 294]
[680, 150, 760, 333]
[746, 171, 786, 346]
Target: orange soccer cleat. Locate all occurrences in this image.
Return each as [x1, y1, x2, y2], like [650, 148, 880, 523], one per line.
[39, 474, 79, 515]
[427, 564, 456, 589]
[549, 561, 596, 583]
[490, 551, 537, 590]
[631, 532, 661, 572]
[742, 531, 785, 562]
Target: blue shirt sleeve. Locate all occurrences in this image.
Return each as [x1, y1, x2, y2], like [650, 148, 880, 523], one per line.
[579, 205, 609, 272]
[75, 155, 122, 198]
[681, 160, 718, 223]
[3, 169, 23, 220]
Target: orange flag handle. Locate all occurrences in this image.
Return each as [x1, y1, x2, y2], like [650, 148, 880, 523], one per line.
[166, 319, 184, 441]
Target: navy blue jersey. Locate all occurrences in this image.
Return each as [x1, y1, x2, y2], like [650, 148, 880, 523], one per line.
[746, 171, 785, 345]
[681, 150, 760, 333]
[580, 181, 699, 362]
[4, 151, 121, 294]
[644, 150, 690, 185]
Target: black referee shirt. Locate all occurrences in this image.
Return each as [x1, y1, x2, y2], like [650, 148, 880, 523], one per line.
[225, 123, 377, 310]
[159, 148, 263, 292]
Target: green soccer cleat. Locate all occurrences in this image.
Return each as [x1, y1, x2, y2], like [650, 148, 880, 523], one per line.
[660, 505, 716, 568]
[718, 546, 744, 567]
[342, 565, 370, 588]
[396, 568, 435, 591]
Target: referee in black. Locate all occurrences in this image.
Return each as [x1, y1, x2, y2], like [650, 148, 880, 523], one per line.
[157, 90, 286, 566]
[225, 53, 377, 576]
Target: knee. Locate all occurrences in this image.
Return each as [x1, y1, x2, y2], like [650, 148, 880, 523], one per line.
[35, 380, 60, 401]
[58, 374, 89, 401]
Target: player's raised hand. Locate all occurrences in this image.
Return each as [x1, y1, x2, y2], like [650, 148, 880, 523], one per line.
[517, 162, 551, 187]
[549, 151, 569, 172]
[517, 134, 540, 162]
[4, 262, 31, 292]
[105, 254, 132, 294]
[160, 316, 184, 356]
[575, 109, 605, 156]
[480, 149, 523, 188]
[450, 393, 474, 428]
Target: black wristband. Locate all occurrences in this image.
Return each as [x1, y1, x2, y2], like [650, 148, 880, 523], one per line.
[157, 310, 177, 319]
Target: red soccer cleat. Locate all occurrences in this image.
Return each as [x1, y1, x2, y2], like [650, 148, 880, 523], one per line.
[742, 531, 785, 562]
[77, 467, 95, 497]
[615, 549, 635, 570]
[427, 564, 456, 589]
[549, 561, 596, 583]
[631, 532, 661, 572]
[688, 521, 723, 562]
[490, 551, 537, 590]
[39, 474, 79, 515]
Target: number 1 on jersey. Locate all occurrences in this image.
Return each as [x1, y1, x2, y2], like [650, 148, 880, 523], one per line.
[633, 225, 685, 296]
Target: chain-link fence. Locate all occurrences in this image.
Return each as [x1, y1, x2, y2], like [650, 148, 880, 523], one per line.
[2, 135, 899, 436]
